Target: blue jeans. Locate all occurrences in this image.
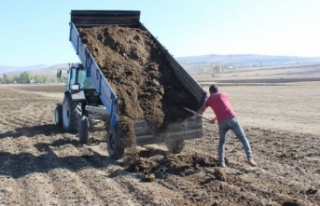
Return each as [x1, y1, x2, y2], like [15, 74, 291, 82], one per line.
[218, 116, 253, 163]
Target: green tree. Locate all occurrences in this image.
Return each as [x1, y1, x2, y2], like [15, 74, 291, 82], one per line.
[19, 71, 32, 83]
[33, 74, 43, 83]
[12, 75, 20, 83]
[3, 73, 13, 84]
[41, 74, 50, 83]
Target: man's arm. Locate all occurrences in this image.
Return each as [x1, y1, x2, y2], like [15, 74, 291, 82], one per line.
[195, 106, 217, 124]
[195, 105, 207, 117]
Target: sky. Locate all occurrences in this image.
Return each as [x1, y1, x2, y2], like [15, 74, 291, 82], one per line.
[0, 0, 319, 66]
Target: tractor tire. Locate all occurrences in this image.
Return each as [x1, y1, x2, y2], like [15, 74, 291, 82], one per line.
[62, 94, 80, 133]
[54, 103, 63, 127]
[107, 126, 124, 160]
[78, 116, 89, 144]
[167, 140, 185, 154]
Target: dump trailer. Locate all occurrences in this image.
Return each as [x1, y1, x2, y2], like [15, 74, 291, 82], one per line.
[55, 10, 206, 160]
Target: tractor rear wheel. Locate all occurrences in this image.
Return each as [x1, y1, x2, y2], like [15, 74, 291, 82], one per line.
[107, 126, 124, 160]
[62, 95, 80, 133]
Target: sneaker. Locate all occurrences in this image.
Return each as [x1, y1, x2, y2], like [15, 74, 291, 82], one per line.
[248, 159, 257, 167]
[219, 162, 226, 168]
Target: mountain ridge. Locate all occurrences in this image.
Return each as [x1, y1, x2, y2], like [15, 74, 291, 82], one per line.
[176, 54, 320, 66]
[1, 54, 320, 75]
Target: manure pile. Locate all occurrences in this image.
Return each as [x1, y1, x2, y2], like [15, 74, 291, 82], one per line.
[78, 25, 199, 137]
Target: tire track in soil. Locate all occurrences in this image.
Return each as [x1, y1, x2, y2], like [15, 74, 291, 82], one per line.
[47, 169, 99, 205]
[114, 176, 194, 206]
[59, 142, 149, 205]
[14, 103, 54, 125]
[46, 143, 143, 205]
[0, 176, 25, 206]
[212, 164, 310, 205]
[76, 168, 141, 205]
[156, 175, 215, 205]
[0, 139, 39, 205]
[246, 130, 320, 193]
[33, 148, 84, 205]
[0, 116, 27, 131]
[225, 169, 317, 205]
[4, 137, 57, 206]
[18, 173, 58, 206]
[43, 138, 124, 205]
[2, 143, 96, 205]
[0, 102, 56, 137]
[78, 169, 123, 205]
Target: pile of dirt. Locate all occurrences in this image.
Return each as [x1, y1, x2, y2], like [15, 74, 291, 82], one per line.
[78, 25, 199, 133]
[125, 152, 219, 181]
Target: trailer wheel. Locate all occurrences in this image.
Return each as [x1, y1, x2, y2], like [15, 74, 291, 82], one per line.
[107, 126, 124, 160]
[167, 140, 185, 154]
[54, 103, 63, 127]
[78, 116, 89, 144]
[62, 94, 80, 133]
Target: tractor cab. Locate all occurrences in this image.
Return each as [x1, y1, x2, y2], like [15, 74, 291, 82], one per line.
[57, 63, 95, 92]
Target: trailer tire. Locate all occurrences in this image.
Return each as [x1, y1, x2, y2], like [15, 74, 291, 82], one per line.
[167, 140, 185, 154]
[54, 103, 63, 127]
[107, 126, 124, 160]
[78, 116, 89, 144]
[62, 94, 80, 133]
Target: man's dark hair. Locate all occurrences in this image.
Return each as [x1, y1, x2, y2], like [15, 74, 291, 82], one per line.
[209, 85, 219, 93]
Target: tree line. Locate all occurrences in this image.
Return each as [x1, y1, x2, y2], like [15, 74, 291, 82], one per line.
[0, 71, 67, 84]
[184, 64, 238, 75]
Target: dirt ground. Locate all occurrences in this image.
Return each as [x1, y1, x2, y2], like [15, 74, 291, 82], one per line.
[194, 64, 320, 81]
[0, 83, 319, 206]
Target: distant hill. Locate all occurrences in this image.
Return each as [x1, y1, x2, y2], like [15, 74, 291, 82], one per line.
[1, 54, 320, 76]
[0, 65, 48, 75]
[30, 63, 70, 76]
[176, 54, 320, 67]
[0, 63, 69, 76]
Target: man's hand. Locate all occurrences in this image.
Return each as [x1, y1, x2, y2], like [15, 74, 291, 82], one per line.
[209, 117, 217, 124]
[194, 111, 201, 117]
[209, 119, 216, 124]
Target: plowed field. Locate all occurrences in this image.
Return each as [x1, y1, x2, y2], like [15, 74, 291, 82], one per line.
[0, 83, 319, 206]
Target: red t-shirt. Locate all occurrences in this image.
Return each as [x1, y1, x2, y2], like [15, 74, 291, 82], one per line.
[205, 92, 236, 123]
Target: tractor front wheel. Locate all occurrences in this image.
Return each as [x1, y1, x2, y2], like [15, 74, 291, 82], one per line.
[62, 95, 80, 133]
[54, 103, 62, 127]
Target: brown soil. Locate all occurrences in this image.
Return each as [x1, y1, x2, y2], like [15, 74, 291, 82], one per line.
[78, 25, 199, 130]
[11, 83, 65, 93]
[0, 84, 320, 205]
